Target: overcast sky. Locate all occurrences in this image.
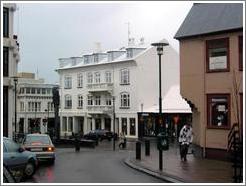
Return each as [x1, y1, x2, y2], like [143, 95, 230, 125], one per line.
[14, 2, 193, 84]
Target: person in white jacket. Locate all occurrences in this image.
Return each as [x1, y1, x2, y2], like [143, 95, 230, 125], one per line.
[179, 123, 193, 161]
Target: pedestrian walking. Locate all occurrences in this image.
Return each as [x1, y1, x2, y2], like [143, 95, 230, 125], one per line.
[179, 123, 193, 161]
[118, 132, 126, 149]
[75, 134, 80, 152]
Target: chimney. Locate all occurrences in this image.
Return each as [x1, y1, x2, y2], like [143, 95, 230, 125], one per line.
[128, 37, 135, 46]
[94, 42, 102, 53]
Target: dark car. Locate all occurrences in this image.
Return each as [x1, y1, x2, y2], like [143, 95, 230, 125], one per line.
[84, 129, 116, 141]
[3, 137, 38, 179]
[3, 164, 17, 183]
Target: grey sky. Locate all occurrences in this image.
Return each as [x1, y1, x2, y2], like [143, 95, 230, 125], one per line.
[14, 2, 193, 84]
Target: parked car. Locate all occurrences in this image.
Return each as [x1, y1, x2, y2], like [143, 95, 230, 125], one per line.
[3, 164, 17, 183]
[84, 129, 116, 141]
[22, 134, 55, 163]
[3, 137, 38, 179]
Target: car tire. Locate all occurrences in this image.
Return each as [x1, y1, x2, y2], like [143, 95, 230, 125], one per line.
[49, 158, 55, 165]
[24, 161, 36, 178]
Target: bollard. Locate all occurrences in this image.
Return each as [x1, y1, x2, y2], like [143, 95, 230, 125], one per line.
[145, 139, 150, 156]
[136, 141, 141, 160]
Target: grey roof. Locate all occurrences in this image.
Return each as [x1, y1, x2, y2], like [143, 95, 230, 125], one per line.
[174, 3, 243, 40]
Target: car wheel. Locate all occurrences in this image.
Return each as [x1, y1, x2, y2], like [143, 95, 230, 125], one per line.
[49, 158, 55, 165]
[24, 161, 36, 178]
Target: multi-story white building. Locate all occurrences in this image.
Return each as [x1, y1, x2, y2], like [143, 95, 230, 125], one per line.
[56, 39, 179, 139]
[16, 72, 57, 135]
[3, 3, 20, 138]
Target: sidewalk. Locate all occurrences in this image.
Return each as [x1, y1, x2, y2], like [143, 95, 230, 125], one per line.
[124, 141, 234, 183]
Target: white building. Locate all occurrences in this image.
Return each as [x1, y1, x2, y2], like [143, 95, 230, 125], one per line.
[56, 39, 179, 139]
[3, 3, 20, 138]
[16, 72, 57, 134]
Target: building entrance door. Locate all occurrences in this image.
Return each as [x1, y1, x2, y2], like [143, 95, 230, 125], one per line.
[95, 118, 101, 129]
[105, 118, 111, 131]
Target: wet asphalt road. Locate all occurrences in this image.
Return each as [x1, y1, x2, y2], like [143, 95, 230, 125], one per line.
[25, 141, 165, 183]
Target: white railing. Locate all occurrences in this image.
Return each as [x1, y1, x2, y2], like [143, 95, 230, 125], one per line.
[87, 105, 113, 114]
[87, 83, 113, 92]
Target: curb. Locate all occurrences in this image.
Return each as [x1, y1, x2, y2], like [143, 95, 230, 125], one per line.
[124, 157, 185, 183]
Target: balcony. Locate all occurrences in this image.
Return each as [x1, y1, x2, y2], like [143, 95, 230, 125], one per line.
[87, 83, 113, 94]
[87, 105, 113, 115]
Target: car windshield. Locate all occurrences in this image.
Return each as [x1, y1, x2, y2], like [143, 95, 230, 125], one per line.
[24, 135, 50, 145]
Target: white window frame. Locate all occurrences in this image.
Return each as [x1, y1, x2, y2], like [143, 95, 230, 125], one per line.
[87, 72, 93, 84]
[120, 69, 130, 85]
[87, 95, 93, 106]
[78, 95, 83, 109]
[64, 76, 72, 89]
[95, 95, 101, 105]
[77, 73, 83, 88]
[120, 92, 130, 108]
[95, 72, 101, 84]
[65, 94, 72, 109]
[105, 71, 112, 83]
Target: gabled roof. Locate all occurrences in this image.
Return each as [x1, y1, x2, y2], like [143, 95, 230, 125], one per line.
[143, 85, 192, 113]
[174, 3, 243, 40]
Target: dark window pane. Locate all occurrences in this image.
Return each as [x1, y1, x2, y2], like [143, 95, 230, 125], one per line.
[3, 7, 9, 38]
[121, 118, 127, 135]
[3, 47, 9, 77]
[130, 118, 136, 135]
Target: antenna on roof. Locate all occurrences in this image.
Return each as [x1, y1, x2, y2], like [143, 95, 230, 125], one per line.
[126, 22, 131, 46]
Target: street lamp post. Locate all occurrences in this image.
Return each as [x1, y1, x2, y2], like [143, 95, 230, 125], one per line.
[13, 77, 18, 141]
[151, 41, 169, 171]
[113, 96, 116, 151]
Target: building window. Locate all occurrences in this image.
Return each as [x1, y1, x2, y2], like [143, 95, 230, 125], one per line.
[78, 95, 83, 109]
[207, 94, 230, 129]
[105, 71, 112, 83]
[87, 72, 93, 84]
[120, 92, 130, 108]
[31, 88, 36, 94]
[94, 54, 99, 63]
[3, 7, 9, 38]
[19, 88, 24, 94]
[62, 117, 67, 131]
[95, 95, 101, 105]
[106, 96, 112, 106]
[20, 102, 25, 111]
[26, 88, 31, 94]
[120, 69, 130, 85]
[121, 118, 127, 135]
[127, 49, 133, 58]
[37, 88, 41, 94]
[206, 38, 229, 72]
[68, 117, 73, 132]
[42, 88, 46, 94]
[47, 88, 51, 94]
[3, 47, 9, 77]
[48, 102, 54, 111]
[239, 35, 243, 71]
[130, 118, 136, 135]
[64, 76, 72, 89]
[87, 95, 93, 106]
[3, 86, 9, 137]
[65, 94, 72, 109]
[77, 73, 83, 88]
[95, 72, 100, 84]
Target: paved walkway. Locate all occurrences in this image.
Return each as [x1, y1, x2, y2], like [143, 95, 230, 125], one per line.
[124, 140, 234, 183]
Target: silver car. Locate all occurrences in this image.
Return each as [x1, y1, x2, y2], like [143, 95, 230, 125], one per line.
[22, 134, 55, 163]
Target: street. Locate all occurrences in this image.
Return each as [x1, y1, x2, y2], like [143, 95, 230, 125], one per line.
[24, 141, 165, 183]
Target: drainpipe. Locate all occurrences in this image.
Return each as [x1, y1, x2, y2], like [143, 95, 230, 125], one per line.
[203, 38, 206, 158]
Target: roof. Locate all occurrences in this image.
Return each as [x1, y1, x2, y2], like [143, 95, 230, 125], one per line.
[143, 85, 192, 113]
[174, 3, 243, 40]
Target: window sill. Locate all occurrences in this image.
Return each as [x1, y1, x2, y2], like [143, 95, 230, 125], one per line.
[120, 83, 130, 86]
[207, 126, 230, 130]
[206, 69, 230, 73]
[120, 107, 130, 109]
[64, 88, 72, 89]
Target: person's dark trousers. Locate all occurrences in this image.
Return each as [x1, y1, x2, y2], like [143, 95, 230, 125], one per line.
[180, 144, 189, 161]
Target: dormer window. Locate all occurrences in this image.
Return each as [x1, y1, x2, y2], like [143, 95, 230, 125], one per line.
[127, 49, 133, 58]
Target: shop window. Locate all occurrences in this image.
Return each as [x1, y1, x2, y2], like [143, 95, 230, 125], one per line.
[130, 118, 136, 135]
[206, 38, 229, 72]
[121, 118, 127, 135]
[207, 94, 230, 129]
